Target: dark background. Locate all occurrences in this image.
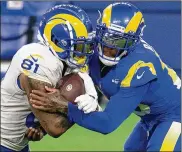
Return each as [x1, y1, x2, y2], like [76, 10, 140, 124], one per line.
[1, 1, 181, 77]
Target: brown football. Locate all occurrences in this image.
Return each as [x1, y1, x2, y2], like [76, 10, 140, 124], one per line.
[57, 73, 85, 104]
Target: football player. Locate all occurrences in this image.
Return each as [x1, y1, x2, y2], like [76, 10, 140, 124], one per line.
[1, 4, 97, 152]
[29, 2, 181, 151]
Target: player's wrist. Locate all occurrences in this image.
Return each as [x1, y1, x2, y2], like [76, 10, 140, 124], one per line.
[57, 101, 68, 116]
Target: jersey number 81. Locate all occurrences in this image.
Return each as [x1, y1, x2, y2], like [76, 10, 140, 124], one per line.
[21, 57, 39, 73]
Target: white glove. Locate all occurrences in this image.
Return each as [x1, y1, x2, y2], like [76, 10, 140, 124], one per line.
[75, 94, 102, 113]
[74, 72, 102, 113]
[78, 72, 97, 100]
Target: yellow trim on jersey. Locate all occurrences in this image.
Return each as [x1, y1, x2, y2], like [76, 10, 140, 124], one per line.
[22, 54, 44, 76]
[51, 14, 88, 38]
[121, 60, 156, 87]
[102, 4, 112, 27]
[160, 122, 181, 151]
[125, 12, 143, 33]
[164, 64, 178, 83]
[151, 49, 178, 83]
[27, 54, 43, 59]
[23, 69, 30, 76]
[151, 49, 165, 69]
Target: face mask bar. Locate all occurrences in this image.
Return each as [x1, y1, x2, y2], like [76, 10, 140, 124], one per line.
[51, 33, 95, 67]
[96, 24, 140, 58]
[68, 38, 95, 67]
[94, 24, 140, 65]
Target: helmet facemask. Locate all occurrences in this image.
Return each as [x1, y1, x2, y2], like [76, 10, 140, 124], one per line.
[96, 24, 140, 66]
[50, 32, 95, 68]
[37, 4, 95, 68]
[42, 20, 95, 68]
[66, 37, 95, 68]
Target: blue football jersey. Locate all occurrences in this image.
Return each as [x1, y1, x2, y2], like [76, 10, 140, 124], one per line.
[89, 39, 181, 130]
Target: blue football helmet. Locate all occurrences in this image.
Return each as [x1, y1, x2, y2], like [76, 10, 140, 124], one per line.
[37, 4, 95, 68]
[96, 2, 146, 66]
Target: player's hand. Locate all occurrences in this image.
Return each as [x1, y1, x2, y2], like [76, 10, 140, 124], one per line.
[30, 86, 68, 114]
[77, 72, 98, 100]
[74, 94, 102, 113]
[25, 127, 44, 141]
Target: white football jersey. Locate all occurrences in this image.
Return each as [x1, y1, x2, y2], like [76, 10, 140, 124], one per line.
[1, 43, 64, 151]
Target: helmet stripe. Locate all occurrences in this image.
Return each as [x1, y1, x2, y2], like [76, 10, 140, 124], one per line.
[102, 4, 112, 27]
[51, 14, 88, 38]
[125, 11, 143, 33]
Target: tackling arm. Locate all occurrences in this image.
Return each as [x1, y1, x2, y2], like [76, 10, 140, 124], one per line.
[20, 74, 73, 138]
[68, 83, 150, 134]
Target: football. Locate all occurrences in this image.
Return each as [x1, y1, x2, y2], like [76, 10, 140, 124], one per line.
[57, 73, 85, 104]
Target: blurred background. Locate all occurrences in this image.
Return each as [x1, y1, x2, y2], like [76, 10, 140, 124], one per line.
[1, 1, 181, 151]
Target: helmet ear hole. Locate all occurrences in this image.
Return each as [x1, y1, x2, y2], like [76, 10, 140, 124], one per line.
[51, 34, 59, 46]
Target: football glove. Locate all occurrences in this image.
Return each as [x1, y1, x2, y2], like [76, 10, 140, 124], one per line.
[75, 94, 102, 113]
[74, 72, 102, 113]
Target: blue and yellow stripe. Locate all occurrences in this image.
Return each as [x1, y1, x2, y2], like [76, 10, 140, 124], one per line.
[160, 122, 181, 151]
[43, 14, 88, 53]
[121, 60, 156, 87]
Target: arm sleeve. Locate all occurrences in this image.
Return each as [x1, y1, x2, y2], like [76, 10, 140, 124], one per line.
[68, 83, 150, 134]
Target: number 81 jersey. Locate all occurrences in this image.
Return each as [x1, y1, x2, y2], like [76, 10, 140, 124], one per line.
[1, 43, 63, 151]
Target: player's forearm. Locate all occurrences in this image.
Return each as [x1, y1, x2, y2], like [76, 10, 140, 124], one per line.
[68, 103, 122, 134]
[49, 114, 73, 138]
[30, 108, 70, 137]
[23, 75, 71, 137]
[68, 85, 148, 134]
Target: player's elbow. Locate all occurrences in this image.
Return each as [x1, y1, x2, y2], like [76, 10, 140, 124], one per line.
[45, 121, 69, 138]
[46, 126, 67, 138]
[97, 120, 117, 135]
[100, 125, 116, 135]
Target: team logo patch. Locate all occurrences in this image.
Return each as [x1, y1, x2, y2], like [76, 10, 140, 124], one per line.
[61, 40, 67, 46]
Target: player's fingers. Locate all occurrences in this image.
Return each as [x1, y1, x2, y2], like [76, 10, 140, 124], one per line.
[84, 107, 94, 114]
[39, 131, 44, 140]
[30, 99, 44, 106]
[82, 103, 92, 112]
[31, 90, 47, 97]
[32, 129, 40, 141]
[45, 86, 57, 93]
[78, 101, 89, 110]
[30, 99, 48, 106]
[30, 93, 46, 102]
[32, 130, 37, 141]
[78, 102, 87, 110]
[84, 110, 90, 114]
[32, 104, 49, 111]
[74, 95, 85, 103]
[78, 104, 83, 110]
[25, 128, 31, 137]
[27, 128, 35, 140]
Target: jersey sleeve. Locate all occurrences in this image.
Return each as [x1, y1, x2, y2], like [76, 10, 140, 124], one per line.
[120, 60, 157, 87]
[68, 83, 150, 134]
[18, 44, 63, 87]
